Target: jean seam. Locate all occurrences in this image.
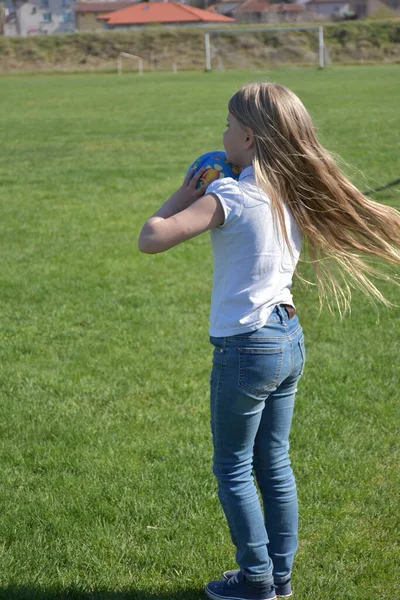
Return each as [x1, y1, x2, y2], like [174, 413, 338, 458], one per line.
[289, 336, 294, 375]
[298, 338, 306, 378]
[211, 340, 227, 459]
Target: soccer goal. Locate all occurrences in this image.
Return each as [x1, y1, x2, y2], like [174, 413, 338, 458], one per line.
[117, 52, 144, 75]
[205, 26, 326, 71]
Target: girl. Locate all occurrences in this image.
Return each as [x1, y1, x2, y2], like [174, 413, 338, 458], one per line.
[138, 82, 400, 600]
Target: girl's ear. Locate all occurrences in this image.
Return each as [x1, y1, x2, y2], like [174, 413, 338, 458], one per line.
[244, 128, 255, 150]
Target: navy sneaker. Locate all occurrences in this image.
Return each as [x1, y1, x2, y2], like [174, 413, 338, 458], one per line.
[223, 570, 292, 598]
[205, 571, 276, 600]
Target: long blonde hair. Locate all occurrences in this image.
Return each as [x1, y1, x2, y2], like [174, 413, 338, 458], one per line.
[228, 82, 400, 314]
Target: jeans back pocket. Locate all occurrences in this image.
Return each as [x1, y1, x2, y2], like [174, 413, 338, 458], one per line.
[238, 347, 284, 397]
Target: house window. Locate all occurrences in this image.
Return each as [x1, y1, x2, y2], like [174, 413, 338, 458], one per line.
[61, 0, 71, 7]
[42, 11, 52, 21]
[61, 10, 72, 21]
[40, 0, 49, 8]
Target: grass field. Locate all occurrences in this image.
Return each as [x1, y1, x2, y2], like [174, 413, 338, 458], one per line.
[0, 66, 399, 600]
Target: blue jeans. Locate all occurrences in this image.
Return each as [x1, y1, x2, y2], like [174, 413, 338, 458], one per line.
[210, 305, 305, 586]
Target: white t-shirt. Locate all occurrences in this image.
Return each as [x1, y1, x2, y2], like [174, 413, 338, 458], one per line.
[207, 165, 302, 337]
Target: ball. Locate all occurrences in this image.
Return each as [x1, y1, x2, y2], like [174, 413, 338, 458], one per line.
[187, 150, 241, 189]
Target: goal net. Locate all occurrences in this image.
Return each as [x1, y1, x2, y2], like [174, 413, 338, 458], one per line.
[205, 26, 328, 71]
[117, 52, 144, 75]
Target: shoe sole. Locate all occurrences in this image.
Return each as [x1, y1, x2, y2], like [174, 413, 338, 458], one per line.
[204, 586, 277, 600]
[221, 572, 292, 599]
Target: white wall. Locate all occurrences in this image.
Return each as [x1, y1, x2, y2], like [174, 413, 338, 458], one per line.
[4, 0, 75, 35]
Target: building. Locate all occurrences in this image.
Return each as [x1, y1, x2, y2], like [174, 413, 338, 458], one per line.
[207, 0, 243, 16]
[303, 0, 400, 18]
[303, 0, 357, 16]
[75, 1, 135, 31]
[97, 1, 236, 28]
[208, 0, 400, 21]
[233, 0, 305, 22]
[3, 0, 75, 35]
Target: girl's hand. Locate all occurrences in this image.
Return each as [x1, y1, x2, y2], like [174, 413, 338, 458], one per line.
[172, 167, 217, 208]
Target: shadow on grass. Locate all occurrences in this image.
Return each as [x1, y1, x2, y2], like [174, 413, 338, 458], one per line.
[0, 587, 205, 600]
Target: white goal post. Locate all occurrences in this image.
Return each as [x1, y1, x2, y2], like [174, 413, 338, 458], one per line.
[117, 52, 144, 75]
[205, 26, 325, 71]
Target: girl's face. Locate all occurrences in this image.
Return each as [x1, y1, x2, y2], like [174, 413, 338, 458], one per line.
[223, 112, 254, 169]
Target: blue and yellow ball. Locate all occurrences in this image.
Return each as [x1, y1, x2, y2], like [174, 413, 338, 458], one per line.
[187, 150, 241, 189]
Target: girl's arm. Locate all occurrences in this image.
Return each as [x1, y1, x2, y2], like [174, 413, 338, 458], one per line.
[138, 169, 224, 254]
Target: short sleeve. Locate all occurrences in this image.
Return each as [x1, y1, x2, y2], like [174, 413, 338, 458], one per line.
[206, 178, 243, 228]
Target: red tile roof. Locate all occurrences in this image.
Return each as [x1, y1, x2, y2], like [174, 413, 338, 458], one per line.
[98, 1, 236, 24]
[76, 1, 135, 13]
[236, 0, 304, 11]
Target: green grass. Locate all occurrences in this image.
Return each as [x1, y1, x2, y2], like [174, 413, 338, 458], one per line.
[0, 66, 399, 600]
